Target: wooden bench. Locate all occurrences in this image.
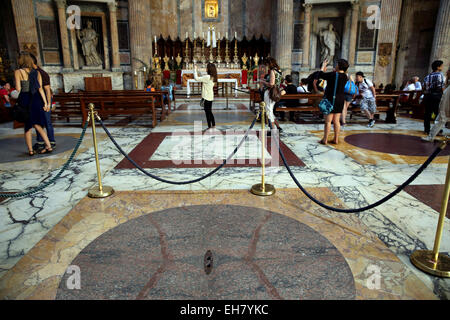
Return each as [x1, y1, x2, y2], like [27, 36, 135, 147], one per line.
[349, 94, 400, 123]
[53, 90, 167, 127]
[79, 96, 157, 128]
[396, 90, 424, 118]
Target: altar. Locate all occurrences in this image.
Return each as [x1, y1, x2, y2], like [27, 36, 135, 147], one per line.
[181, 69, 242, 87]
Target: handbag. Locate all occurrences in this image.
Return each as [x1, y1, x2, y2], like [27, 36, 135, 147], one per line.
[12, 99, 31, 123]
[200, 98, 205, 109]
[319, 72, 339, 115]
[344, 80, 359, 95]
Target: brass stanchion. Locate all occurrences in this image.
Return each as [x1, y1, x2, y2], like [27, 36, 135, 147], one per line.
[251, 102, 275, 196]
[410, 139, 450, 277]
[87, 103, 115, 199]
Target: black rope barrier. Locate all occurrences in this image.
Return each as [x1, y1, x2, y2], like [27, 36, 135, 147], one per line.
[267, 119, 444, 213]
[0, 119, 90, 199]
[98, 115, 258, 185]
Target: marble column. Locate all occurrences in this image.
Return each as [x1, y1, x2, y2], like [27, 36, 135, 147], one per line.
[348, 0, 360, 67]
[128, 0, 152, 89]
[55, 0, 72, 70]
[394, 0, 414, 88]
[108, 1, 121, 71]
[429, 0, 450, 70]
[302, 4, 312, 68]
[374, 0, 402, 86]
[342, 7, 352, 61]
[274, 0, 294, 75]
[10, 0, 41, 64]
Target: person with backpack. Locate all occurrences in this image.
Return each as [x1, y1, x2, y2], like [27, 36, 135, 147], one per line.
[342, 74, 358, 127]
[317, 58, 349, 145]
[423, 60, 446, 135]
[355, 71, 377, 128]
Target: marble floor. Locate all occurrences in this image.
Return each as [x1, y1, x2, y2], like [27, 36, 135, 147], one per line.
[0, 98, 449, 300]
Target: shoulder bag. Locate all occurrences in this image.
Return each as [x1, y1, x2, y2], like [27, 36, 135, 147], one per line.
[319, 72, 339, 115]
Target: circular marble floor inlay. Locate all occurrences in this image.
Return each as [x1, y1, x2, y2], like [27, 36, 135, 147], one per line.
[56, 205, 355, 300]
[0, 136, 79, 163]
[344, 133, 450, 156]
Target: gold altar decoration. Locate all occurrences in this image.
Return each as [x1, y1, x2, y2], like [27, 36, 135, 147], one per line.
[205, 0, 219, 19]
[233, 38, 239, 67]
[153, 55, 161, 74]
[184, 38, 190, 67]
[253, 53, 259, 67]
[241, 53, 248, 70]
[201, 38, 207, 65]
[176, 53, 182, 68]
[225, 39, 231, 67]
[217, 36, 221, 66]
[163, 55, 170, 71]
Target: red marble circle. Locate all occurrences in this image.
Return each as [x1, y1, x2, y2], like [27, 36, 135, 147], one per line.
[56, 205, 355, 300]
[344, 133, 450, 156]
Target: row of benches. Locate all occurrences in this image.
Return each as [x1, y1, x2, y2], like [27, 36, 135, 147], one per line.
[52, 90, 175, 127]
[249, 89, 401, 123]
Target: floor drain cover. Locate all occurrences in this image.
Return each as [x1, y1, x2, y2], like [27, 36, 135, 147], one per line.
[204, 250, 213, 275]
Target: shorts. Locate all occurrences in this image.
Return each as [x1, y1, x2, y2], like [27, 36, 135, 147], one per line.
[360, 97, 377, 114]
[344, 93, 354, 102]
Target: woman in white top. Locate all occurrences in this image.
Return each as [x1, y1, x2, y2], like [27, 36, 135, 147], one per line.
[194, 63, 217, 130]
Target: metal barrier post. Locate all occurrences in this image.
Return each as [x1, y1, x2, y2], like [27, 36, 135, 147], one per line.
[88, 103, 115, 199]
[410, 139, 450, 277]
[251, 102, 275, 196]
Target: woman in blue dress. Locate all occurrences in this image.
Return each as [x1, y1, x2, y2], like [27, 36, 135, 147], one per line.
[15, 52, 53, 156]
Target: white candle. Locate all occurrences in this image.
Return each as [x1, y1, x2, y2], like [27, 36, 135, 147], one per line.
[202, 32, 205, 39]
[154, 36, 157, 43]
[143, 67, 146, 72]
[235, 32, 237, 39]
[225, 32, 228, 39]
[186, 32, 188, 39]
[134, 70, 137, 76]
[218, 32, 221, 39]
[194, 31, 196, 38]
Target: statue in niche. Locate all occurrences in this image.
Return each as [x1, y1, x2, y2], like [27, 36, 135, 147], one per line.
[77, 20, 103, 67]
[319, 24, 340, 65]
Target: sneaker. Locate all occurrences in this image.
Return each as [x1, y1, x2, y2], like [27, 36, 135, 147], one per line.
[51, 142, 56, 149]
[421, 136, 432, 142]
[367, 120, 375, 128]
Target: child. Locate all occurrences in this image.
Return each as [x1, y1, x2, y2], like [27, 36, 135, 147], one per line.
[0, 80, 13, 107]
[145, 79, 155, 92]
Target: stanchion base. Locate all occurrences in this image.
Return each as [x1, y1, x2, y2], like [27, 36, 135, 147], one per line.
[410, 250, 450, 278]
[88, 186, 115, 199]
[250, 183, 276, 197]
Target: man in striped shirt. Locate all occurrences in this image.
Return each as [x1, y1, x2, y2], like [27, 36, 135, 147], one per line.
[423, 60, 446, 134]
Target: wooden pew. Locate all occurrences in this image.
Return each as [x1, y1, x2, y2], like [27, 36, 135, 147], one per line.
[79, 96, 157, 128]
[53, 90, 166, 127]
[349, 94, 400, 123]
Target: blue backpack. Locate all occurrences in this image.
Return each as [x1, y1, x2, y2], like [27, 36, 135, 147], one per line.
[344, 80, 359, 95]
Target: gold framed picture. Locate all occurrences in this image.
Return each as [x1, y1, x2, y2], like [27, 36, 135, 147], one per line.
[205, 0, 218, 19]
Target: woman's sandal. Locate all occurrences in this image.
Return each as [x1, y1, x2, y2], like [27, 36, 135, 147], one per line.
[28, 150, 35, 156]
[39, 147, 53, 155]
